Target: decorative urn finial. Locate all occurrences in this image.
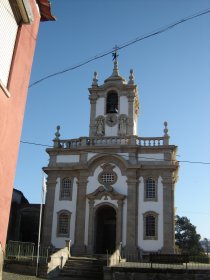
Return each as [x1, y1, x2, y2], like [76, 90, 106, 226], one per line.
[163, 121, 168, 136]
[53, 125, 61, 147]
[128, 69, 134, 84]
[163, 121, 170, 145]
[92, 71, 98, 86]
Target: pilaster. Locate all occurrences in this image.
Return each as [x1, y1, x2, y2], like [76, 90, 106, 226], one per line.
[87, 200, 94, 254]
[125, 173, 138, 253]
[89, 94, 97, 137]
[42, 174, 57, 246]
[162, 173, 175, 253]
[127, 92, 135, 135]
[73, 174, 88, 254]
[116, 200, 123, 246]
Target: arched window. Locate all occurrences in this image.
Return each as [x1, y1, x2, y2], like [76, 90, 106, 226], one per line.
[106, 91, 118, 114]
[144, 212, 158, 240]
[57, 210, 71, 237]
[145, 177, 157, 200]
[60, 178, 73, 200]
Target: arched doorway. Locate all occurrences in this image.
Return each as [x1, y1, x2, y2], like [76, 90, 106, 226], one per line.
[94, 205, 116, 254]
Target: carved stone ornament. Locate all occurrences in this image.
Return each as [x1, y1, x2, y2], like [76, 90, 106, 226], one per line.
[134, 98, 139, 116]
[118, 114, 128, 135]
[87, 186, 126, 202]
[98, 163, 117, 186]
[106, 113, 118, 127]
[95, 116, 105, 136]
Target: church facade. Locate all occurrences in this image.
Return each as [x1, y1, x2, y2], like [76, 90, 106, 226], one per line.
[42, 60, 179, 255]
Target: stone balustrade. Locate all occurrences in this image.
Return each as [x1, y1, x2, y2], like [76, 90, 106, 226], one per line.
[54, 135, 169, 149]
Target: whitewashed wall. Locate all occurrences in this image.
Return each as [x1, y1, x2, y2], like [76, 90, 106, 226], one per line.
[56, 155, 80, 163]
[85, 164, 128, 245]
[134, 119, 138, 135]
[96, 97, 105, 117]
[87, 153, 97, 161]
[119, 96, 128, 115]
[138, 176, 163, 251]
[138, 154, 164, 162]
[105, 124, 118, 136]
[51, 178, 78, 248]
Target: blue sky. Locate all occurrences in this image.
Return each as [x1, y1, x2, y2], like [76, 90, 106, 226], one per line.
[15, 0, 210, 239]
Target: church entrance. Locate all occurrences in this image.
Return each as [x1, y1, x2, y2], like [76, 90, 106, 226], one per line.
[94, 205, 116, 254]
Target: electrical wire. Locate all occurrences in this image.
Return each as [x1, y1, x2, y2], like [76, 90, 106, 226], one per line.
[20, 140, 52, 148]
[20, 140, 210, 165]
[29, 8, 210, 88]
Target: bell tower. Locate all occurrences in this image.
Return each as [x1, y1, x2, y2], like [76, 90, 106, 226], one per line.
[88, 59, 139, 137]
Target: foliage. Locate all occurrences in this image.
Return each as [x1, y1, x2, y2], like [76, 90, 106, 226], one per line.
[175, 215, 204, 256]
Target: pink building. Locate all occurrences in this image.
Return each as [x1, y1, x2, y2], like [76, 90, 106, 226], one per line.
[0, 0, 55, 276]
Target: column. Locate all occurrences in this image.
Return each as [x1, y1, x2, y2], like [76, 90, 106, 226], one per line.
[73, 175, 88, 254]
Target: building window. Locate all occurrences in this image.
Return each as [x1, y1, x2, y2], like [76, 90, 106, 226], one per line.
[144, 212, 158, 240]
[57, 210, 71, 237]
[60, 178, 73, 200]
[145, 177, 157, 201]
[0, 0, 18, 88]
[101, 173, 115, 183]
[106, 91, 118, 114]
[98, 164, 117, 186]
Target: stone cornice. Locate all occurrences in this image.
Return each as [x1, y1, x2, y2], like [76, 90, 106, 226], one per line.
[88, 83, 137, 93]
[45, 144, 178, 155]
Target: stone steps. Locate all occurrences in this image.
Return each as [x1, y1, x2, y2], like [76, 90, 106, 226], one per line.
[58, 256, 106, 280]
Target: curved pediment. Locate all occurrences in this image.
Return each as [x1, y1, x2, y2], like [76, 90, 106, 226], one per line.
[88, 154, 127, 176]
[87, 186, 126, 201]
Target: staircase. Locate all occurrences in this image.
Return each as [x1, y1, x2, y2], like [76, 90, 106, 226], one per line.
[56, 256, 106, 280]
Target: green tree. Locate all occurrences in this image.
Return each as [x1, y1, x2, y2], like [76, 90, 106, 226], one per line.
[175, 215, 203, 255]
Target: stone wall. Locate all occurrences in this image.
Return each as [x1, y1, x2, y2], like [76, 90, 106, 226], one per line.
[104, 267, 210, 280]
[47, 247, 69, 278]
[0, 243, 3, 280]
[3, 261, 37, 276]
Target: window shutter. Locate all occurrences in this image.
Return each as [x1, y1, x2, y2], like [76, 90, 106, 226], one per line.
[0, 0, 18, 87]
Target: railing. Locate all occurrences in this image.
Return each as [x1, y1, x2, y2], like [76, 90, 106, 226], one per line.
[111, 251, 210, 271]
[55, 135, 169, 149]
[5, 241, 52, 263]
[136, 137, 166, 146]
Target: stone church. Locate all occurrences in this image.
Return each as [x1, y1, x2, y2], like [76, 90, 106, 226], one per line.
[42, 59, 179, 255]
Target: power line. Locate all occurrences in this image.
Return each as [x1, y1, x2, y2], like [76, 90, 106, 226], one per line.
[29, 8, 210, 88]
[177, 211, 210, 215]
[20, 140, 210, 165]
[20, 140, 52, 148]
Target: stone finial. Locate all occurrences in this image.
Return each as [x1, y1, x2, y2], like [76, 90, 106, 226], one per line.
[163, 121, 168, 136]
[128, 69, 134, 84]
[53, 125, 61, 148]
[54, 125, 60, 140]
[112, 58, 119, 76]
[163, 121, 170, 145]
[92, 71, 98, 86]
